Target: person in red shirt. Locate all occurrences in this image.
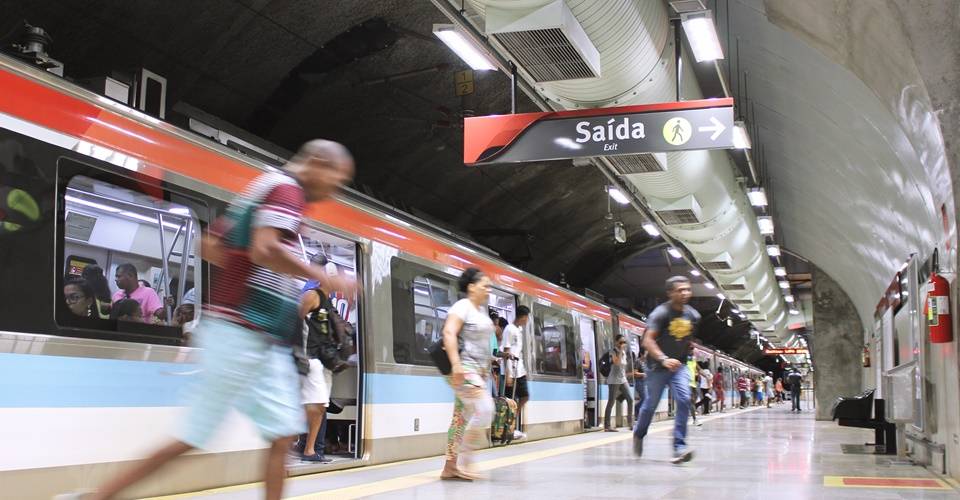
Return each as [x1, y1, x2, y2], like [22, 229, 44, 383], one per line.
[713, 367, 725, 412]
[736, 375, 749, 409]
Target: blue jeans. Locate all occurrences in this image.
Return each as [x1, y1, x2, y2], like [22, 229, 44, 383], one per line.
[633, 379, 647, 419]
[633, 366, 690, 450]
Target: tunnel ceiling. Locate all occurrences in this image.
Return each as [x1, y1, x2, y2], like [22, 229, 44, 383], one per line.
[3, 0, 956, 360]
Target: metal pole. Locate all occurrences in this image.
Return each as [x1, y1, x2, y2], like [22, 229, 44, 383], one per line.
[510, 61, 517, 114]
[156, 213, 173, 323]
[176, 218, 193, 310]
[157, 223, 184, 296]
[674, 18, 682, 101]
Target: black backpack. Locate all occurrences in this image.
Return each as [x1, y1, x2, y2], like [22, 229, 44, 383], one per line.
[599, 351, 613, 378]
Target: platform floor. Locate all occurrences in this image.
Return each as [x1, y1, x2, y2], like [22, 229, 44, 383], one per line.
[147, 404, 959, 500]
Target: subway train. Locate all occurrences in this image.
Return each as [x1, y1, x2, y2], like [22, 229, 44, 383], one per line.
[0, 54, 765, 497]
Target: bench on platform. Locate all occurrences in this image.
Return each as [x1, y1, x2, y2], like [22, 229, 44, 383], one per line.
[831, 388, 896, 454]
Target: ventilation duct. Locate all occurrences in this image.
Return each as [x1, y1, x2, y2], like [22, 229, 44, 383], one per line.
[463, 0, 787, 339]
[486, 1, 601, 82]
[700, 251, 733, 270]
[649, 195, 702, 225]
[721, 277, 747, 291]
[606, 152, 666, 174]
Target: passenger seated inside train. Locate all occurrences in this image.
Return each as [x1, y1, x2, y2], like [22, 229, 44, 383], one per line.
[111, 298, 143, 322]
[81, 265, 113, 317]
[63, 278, 108, 319]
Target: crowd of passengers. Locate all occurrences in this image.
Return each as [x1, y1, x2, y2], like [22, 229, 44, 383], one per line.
[63, 262, 196, 331]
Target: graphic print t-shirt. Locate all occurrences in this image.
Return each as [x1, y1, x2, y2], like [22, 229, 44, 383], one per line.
[208, 172, 306, 343]
[645, 302, 700, 371]
[448, 298, 495, 375]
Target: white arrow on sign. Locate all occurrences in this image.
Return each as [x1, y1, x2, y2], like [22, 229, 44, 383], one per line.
[698, 117, 726, 141]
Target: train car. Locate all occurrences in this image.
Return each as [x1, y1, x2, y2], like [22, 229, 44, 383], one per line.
[0, 53, 617, 497]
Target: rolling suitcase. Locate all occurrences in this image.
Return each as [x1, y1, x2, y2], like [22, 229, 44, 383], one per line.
[491, 360, 518, 445]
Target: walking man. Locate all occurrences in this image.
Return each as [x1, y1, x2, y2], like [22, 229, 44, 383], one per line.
[788, 367, 803, 411]
[634, 276, 700, 464]
[61, 140, 357, 500]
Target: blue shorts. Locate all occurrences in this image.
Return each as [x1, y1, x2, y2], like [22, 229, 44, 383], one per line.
[177, 318, 305, 448]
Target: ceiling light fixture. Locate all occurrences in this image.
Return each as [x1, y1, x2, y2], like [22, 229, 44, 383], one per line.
[731, 308, 740, 314]
[779, 280, 790, 289]
[757, 216, 774, 235]
[767, 245, 781, 257]
[608, 187, 630, 205]
[433, 24, 497, 71]
[747, 188, 768, 207]
[667, 247, 683, 259]
[689, 269, 701, 277]
[642, 223, 661, 237]
[680, 10, 724, 62]
[784, 294, 795, 303]
[704, 282, 716, 290]
[733, 121, 751, 149]
[774, 267, 787, 277]
[716, 293, 726, 300]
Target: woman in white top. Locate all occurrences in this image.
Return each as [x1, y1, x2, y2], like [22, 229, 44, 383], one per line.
[698, 364, 713, 415]
[441, 267, 495, 481]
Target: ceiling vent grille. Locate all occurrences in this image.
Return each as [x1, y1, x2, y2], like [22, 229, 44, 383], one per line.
[65, 211, 96, 242]
[701, 252, 732, 271]
[740, 308, 761, 315]
[649, 195, 702, 225]
[721, 278, 747, 291]
[487, 1, 600, 82]
[605, 153, 666, 174]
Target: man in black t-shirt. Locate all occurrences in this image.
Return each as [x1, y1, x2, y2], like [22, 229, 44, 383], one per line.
[633, 276, 701, 464]
[787, 367, 803, 411]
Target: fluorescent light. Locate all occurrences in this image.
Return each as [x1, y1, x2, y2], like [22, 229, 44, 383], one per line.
[642, 223, 661, 237]
[757, 216, 774, 235]
[680, 11, 724, 62]
[690, 269, 701, 277]
[747, 188, 767, 207]
[733, 121, 751, 149]
[789, 309, 800, 315]
[667, 247, 683, 259]
[731, 308, 740, 314]
[716, 293, 726, 300]
[704, 282, 716, 290]
[169, 207, 191, 215]
[608, 187, 630, 205]
[65, 195, 121, 213]
[784, 295, 795, 303]
[774, 267, 787, 277]
[767, 245, 781, 257]
[433, 25, 497, 71]
[779, 280, 790, 289]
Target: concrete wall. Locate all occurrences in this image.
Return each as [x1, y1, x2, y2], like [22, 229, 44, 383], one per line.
[810, 265, 863, 420]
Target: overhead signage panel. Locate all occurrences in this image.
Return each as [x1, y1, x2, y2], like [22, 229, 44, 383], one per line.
[764, 348, 809, 355]
[464, 98, 734, 165]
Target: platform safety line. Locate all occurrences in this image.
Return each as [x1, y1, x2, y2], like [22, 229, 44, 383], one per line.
[142, 406, 762, 500]
[822, 475, 951, 490]
[286, 406, 765, 500]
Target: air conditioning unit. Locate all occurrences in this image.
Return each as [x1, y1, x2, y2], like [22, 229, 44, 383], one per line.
[700, 252, 733, 271]
[486, 0, 601, 82]
[605, 153, 667, 174]
[132, 68, 167, 119]
[649, 195, 703, 225]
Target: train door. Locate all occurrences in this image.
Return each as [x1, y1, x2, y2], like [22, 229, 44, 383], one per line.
[293, 226, 363, 469]
[579, 315, 598, 428]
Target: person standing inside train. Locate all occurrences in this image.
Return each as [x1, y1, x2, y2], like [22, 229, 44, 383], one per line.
[61, 140, 357, 500]
[633, 276, 700, 464]
[501, 305, 530, 441]
[112, 263, 163, 320]
[441, 267, 495, 481]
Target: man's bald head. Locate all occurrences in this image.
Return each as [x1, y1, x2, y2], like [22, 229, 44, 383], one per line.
[286, 139, 355, 202]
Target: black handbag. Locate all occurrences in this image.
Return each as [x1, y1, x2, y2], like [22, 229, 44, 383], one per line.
[429, 340, 453, 375]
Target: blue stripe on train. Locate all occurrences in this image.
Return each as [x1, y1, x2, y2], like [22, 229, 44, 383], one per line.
[0, 353, 584, 407]
[0, 353, 191, 408]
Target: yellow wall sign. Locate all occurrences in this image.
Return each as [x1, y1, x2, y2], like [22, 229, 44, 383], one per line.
[455, 70, 474, 96]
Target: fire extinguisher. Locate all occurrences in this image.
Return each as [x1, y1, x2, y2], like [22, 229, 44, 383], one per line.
[862, 346, 871, 367]
[926, 248, 953, 343]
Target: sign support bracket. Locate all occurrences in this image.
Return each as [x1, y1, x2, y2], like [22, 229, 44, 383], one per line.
[509, 61, 517, 114]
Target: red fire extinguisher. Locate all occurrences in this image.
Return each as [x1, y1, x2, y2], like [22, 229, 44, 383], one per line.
[862, 346, 871, 367]
[926, 248, 953, 343]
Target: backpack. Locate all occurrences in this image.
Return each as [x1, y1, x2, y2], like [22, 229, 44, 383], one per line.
[598, 351, 613, 378]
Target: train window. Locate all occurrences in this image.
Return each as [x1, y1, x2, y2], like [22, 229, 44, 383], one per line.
[532, 303, 577, 376]
[390, 257, 458, 365]
[57, 171, 202, 343]
[488, 288, 516, 323]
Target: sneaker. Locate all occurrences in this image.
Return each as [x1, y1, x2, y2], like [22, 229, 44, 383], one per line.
[632, 435, 643, 457]
[512, 430, 527, 441]
[670, 447, 694, 464]
[301, 452, 332, 463]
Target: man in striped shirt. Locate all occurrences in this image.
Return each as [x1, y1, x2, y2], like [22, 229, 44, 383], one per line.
[73, 140, 356, 500]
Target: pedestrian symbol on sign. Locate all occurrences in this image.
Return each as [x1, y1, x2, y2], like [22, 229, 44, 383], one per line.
[662, 117, 692, 146]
